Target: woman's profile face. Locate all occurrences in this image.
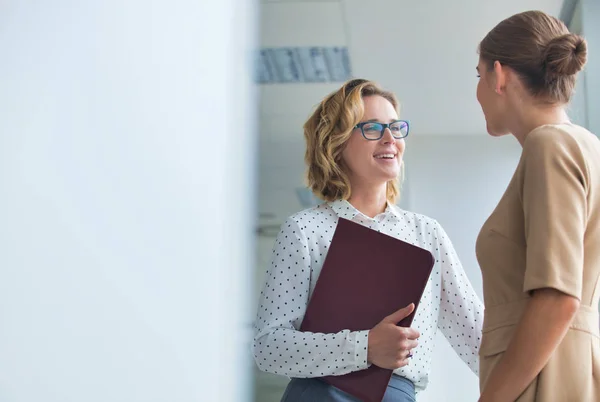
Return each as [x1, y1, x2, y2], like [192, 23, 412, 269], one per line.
[341, 95, 405, 187]
[476, 58, 510, 137]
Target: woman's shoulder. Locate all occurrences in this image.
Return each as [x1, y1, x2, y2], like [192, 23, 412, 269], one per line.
[522, 123, 597, 178]
[525, 123, 596, 154]
[283, 202, 337, 229]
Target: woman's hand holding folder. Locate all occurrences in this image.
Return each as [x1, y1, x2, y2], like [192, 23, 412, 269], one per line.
[367, 303, 420, 370]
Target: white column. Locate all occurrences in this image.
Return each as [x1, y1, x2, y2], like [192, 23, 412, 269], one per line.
[567, 1, 588, 127]
[0, 1, 256, 401]
[580, 0, 600, 135]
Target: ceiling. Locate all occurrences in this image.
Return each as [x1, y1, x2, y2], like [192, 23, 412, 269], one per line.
[258, 0, 566, 141]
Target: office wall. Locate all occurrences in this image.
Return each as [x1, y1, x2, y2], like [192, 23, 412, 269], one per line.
[568, 0, 588, 127]
[402, 134, 521, 401]
[0, 1, 256, 401]
[253, 134, 522, 402]
[581, 0, 600, 135]
[568, 0, 599, 133]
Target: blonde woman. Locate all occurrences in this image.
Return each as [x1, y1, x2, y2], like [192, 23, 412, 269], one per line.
[253, 79, 483, 401]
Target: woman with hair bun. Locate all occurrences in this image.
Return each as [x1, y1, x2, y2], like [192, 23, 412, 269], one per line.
[475, 10, 600, 402]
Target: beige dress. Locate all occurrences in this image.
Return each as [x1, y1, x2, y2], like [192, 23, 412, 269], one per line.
[476, 123, 600, 401]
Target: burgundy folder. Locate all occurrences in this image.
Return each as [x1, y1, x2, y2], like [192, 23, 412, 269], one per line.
[299, 217, 435, 402]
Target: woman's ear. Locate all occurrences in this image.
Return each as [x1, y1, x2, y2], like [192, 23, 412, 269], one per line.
[493, 61, 507, 95]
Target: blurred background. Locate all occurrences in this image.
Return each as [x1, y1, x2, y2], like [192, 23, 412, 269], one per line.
[0, 0, 597, 401]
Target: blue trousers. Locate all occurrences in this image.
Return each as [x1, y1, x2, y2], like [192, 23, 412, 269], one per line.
[280, 374, 415, 402]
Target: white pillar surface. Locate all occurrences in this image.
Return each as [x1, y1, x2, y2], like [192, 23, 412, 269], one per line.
[0, 1, 257, 401]
[581, 0, 600, 135]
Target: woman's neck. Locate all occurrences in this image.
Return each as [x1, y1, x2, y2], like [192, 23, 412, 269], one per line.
[510, 104, 570, 145]
[347, 183, 388, 219]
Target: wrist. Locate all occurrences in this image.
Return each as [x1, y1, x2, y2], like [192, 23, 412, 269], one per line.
[355, 330, 371, 369]
[366, 330, 372, 363]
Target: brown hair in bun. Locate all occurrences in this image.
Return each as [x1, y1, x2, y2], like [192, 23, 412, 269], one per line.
[479, 10, 588, 104]
[544, 33, 587, 77]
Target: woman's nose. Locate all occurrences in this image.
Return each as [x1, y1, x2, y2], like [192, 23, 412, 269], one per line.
[382, 127, 395, 144]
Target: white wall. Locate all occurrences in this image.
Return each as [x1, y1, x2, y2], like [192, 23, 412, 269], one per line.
[0, 1, 256, 401]
[568, 0, 589, 127]
[568, 0, 600, 133]
[403, 135, 521, 402]
[253, 134, 522, 401]
[581, 0, 600, 135]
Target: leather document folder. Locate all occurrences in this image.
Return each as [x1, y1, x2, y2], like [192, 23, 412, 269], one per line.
[299, 217, 435, 402]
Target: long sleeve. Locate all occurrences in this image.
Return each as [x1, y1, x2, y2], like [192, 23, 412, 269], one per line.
[252, 217, 370, 378]
[434, 221, 484, 376]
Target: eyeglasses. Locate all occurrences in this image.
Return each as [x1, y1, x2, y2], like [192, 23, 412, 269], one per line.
[354, 120, 410, 141]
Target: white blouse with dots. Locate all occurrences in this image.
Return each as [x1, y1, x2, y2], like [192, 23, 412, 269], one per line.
[252, 199, 483, 391]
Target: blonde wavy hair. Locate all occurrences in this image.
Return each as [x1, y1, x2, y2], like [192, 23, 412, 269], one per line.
[304, 78, 402, 203]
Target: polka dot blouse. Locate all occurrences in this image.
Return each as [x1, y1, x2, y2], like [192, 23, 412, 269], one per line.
[252, 200, 483, 392]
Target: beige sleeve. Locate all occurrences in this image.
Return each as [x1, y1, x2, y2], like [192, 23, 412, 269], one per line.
[522, 128, 588, 299]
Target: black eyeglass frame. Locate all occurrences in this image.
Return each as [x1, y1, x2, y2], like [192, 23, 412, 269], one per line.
[353, 120, 410, 141]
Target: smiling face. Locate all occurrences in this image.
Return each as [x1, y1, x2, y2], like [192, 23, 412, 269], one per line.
[341, 95, 405, 187]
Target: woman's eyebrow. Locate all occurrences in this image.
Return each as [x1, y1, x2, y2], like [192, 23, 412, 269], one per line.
[363, 118, 399, 123]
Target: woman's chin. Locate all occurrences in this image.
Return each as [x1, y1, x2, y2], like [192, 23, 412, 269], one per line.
[486, 122, 510, 137]
[376, 167, 400, 182]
